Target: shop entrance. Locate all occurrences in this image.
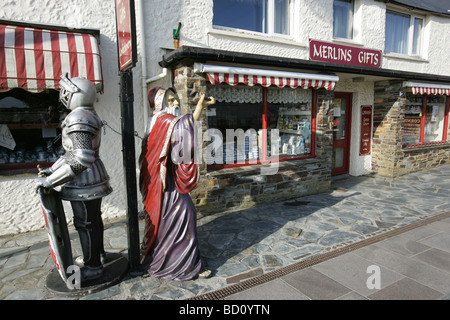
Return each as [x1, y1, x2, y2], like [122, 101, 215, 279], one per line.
[332, 92, 352, 175]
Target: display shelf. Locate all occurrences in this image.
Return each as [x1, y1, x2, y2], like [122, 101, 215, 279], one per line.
[0, 161, 52, 172]
[279, 129, 303, 135]
[280, 110, 311, 116]
[1, 122, 61, 172]
[7, 123, 61, 129]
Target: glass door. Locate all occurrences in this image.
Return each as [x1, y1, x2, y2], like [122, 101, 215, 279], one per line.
[332, 92, 352, 175]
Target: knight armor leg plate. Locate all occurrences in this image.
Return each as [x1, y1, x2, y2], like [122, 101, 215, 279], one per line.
[71, 199, 104, 269]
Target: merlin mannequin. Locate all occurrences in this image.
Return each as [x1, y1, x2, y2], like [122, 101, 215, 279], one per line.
[139, 87, 215, 280]
[36, 74, 112, 282]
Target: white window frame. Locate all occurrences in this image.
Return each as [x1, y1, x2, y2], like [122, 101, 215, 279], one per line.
[409, 15, 424, 56]
[212, 0, 295, 39]
[333, 0, 355, 40]
[385, 9, 425, 57]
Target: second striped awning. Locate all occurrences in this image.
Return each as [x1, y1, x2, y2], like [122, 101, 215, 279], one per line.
[194, 63, 338, 91]
[404, 81, 450, 96]
[0, 24, 103, 93]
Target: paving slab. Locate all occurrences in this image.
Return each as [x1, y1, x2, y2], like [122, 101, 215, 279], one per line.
[376, 235, 432, 257]
[418, 232, 450, 253]
[311, 252, 404, 297]
[281, 268, 351, 300]
[413, 248, 450, 274]
[224, 279, 310, 300]
[367, 278, 443, 300]
[353, 244, 450, 294]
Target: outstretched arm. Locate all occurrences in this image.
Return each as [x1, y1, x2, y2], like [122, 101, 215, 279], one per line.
[193, 94, 215, 122]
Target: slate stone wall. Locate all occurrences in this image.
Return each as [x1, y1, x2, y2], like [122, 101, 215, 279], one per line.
[372, 80, 450, 178]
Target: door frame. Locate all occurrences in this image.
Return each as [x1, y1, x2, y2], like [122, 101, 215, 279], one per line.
[332, 92, 352, 176]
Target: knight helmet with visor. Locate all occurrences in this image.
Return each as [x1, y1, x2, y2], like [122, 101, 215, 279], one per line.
[59, 73, 96, 110]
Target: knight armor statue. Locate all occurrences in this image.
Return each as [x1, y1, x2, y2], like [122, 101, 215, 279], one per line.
[36, 74, 112, 282]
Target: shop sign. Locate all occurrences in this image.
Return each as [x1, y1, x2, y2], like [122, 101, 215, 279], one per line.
[309, 39, 382, 68]
[403, 117, 422, 139]
[360, 105, 372, 155]
[115, 0, 137, 71]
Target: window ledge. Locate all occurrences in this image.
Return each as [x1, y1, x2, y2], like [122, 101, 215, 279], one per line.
[402, 141, 450, 152]
[383, 52, 429, 63]
[208, 27, 307, 48]
[0, 171, 37, 179]
[332, 38, 364, 47]
[206, 156, 319, 177]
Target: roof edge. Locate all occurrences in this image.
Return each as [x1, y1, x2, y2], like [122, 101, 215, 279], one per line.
[160, 46, 450, 84]
[0, 19, 101, 38]
[375, 0, 450, 17]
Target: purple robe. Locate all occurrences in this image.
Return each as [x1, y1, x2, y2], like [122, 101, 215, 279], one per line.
[140, 114, 202, 281]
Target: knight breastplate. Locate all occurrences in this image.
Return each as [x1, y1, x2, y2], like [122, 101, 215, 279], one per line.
[61, 107, 102, 151]
[59, 107, 112, 201]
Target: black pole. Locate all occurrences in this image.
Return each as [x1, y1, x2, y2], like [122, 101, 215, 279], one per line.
[119, 68, 141, 275]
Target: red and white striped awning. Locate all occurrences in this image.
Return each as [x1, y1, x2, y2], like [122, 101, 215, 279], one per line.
[404, 81, 450, 96]
[0, 24, 103, 93]
[194, 63, 338, 91]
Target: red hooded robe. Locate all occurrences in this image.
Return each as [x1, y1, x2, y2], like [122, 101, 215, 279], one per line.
[138, 111, 200, 279]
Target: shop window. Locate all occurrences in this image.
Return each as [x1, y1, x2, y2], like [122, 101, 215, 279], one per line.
[333, 0, 354, 39]
[213, 0, 292, 36]
[385, 10, 423, 56]
[0, 88, 64, 173]
[402, 93, 449, 148]
[206, 85, 314, 168]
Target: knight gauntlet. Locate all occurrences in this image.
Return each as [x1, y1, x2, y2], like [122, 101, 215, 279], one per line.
[45, 162, 76, 187]
[44, 131, 95, 189]
[38, 156, 65, 177]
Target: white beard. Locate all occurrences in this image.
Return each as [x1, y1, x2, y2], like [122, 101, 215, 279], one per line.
[146, 106, 181, 137]
[167, 106, 181, 117]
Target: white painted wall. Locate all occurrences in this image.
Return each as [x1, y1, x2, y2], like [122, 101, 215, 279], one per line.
[166, 0, 450, 77]
[0, 0, 144, 236]
[334, 79, 374, 176]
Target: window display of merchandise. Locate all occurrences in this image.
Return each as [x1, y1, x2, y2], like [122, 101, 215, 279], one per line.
[274, 104, 311, 156]
[205, 135, 260, 164]
[206, 102, 263, 165]
[206, 85, 313, 167]
[0, 89, 63, 171]
[402, 94, 423, 147]
[402, 93, 449, 148]
[0, 139, 62, 166]
[424, 96, 446, 143]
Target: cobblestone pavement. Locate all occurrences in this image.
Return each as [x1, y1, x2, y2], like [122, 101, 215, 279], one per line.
[1, 165, 450, 300]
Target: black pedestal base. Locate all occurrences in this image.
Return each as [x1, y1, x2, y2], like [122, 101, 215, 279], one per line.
[45, 252, 129, 297]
